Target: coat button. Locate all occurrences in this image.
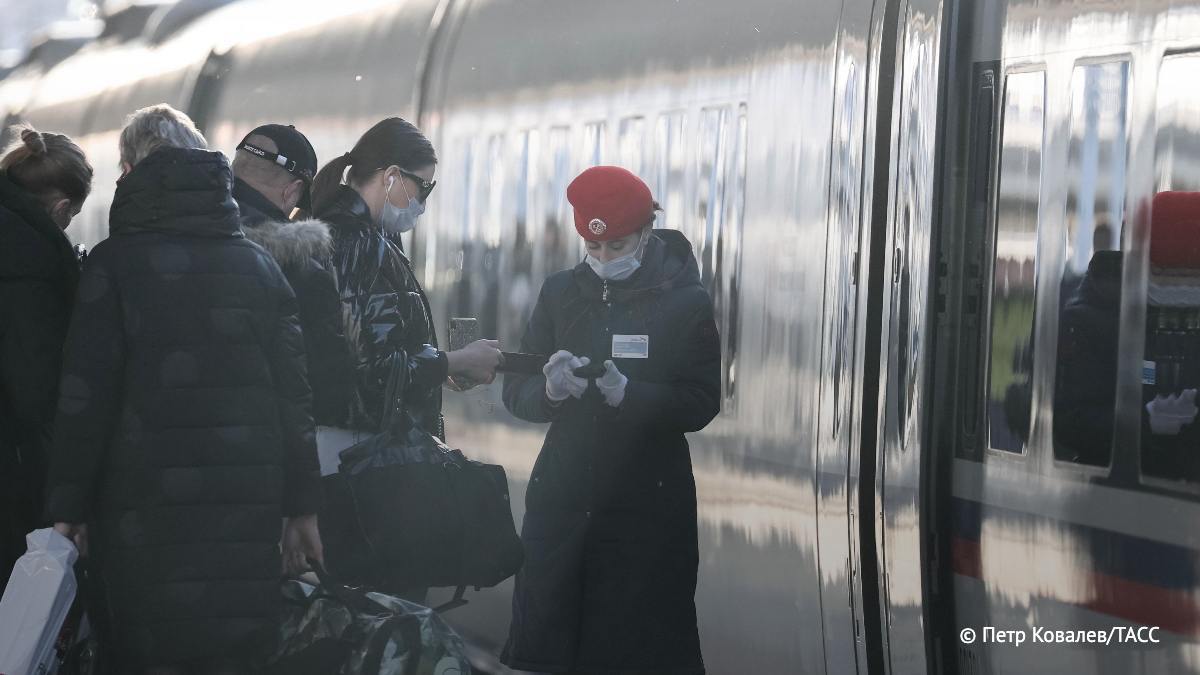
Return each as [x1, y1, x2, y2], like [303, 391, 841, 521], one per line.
[586, 511, 592, 518]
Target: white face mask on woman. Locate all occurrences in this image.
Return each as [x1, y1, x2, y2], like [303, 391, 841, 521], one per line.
[586, 228, 650, 281]
[380, 174, 424, 235]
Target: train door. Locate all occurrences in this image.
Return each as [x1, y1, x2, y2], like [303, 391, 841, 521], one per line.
[866, 0, 944, 673]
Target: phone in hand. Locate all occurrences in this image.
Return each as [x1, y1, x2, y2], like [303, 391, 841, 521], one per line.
[447, 318, 481, 389]
[448, 318, 480, 350]
[572, 360, 607, 379]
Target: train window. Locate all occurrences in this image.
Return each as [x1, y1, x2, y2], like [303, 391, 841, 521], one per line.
[696, 106, 730, 287]
[1052, 61, 1130, 469]
[1141, 54, 1200, 486]
[584, 121, 606, 167]
[483, 134, 506, 245]
[504, 130, 537, 347]
[655, 111, 687, 232]
[720, 104, 749, 408]
[618, 116, 646, 176]
[477, 133, 505, 340]
[986, 69, 1045, 455]
[697, 104, 744, 410]
[543, 126, 574, 272]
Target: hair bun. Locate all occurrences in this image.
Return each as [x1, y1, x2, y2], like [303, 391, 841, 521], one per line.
[20, 127, 47, 155]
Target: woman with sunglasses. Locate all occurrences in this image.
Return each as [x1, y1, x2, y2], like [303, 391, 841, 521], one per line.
[310, 120, 502, 594]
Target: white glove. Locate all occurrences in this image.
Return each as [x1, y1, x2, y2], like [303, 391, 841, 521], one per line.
[544, 350, 590, 402]
[1146, 388, 1198, 435]
[596, 360, 628, 408]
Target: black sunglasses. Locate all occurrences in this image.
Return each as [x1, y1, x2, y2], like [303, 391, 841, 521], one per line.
[397, 168, 436, 203]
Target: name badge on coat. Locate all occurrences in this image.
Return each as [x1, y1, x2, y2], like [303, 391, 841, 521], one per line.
[612, 334, 649, 359]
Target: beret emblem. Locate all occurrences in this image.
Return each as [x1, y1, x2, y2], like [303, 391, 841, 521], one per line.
[588, 218, 607, 235]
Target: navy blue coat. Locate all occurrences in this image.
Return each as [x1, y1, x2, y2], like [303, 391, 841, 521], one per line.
[501, 229, 720, 675]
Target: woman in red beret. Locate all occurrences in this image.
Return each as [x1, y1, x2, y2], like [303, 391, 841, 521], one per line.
[501, 166, 721, 674]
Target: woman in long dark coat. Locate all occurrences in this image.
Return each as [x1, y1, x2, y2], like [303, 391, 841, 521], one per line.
[502, 166, 722, 675]
[44, 105, 323, 674]
[0, 125, 91, 578]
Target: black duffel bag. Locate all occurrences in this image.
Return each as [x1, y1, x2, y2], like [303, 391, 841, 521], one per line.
[319, 354, 524, 595]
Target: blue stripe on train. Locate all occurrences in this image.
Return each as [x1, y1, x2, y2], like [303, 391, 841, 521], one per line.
[950, 495, 1199, 590]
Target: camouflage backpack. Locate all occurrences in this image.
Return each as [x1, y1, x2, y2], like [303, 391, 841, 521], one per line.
[266, 567, 472, 675]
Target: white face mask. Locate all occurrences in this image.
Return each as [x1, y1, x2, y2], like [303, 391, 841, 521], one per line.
[380, 174, 424, 235]
[586, 228, 650, 281]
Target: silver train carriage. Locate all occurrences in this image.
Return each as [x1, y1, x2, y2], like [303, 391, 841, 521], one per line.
[1, 0, 1198, 673]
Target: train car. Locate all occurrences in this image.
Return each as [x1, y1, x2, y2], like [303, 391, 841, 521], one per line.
[1, 0, 1198, 673]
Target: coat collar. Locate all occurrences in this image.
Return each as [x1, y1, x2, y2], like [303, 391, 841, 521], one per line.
[233, 177, 288, 226]
[571, 229, 702, 302]
[0, 172, 79, 285]
[109, 147, 241, 238]
[315, 184, 375, 232]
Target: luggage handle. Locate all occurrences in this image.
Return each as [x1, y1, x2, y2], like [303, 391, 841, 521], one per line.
[431, 585, 469, 614]
[303, 557, 392, 616]
[287, 559, 424, 675]
[306, 558, 472, 616]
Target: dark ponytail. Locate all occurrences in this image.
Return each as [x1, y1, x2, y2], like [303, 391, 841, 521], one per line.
[1, 124, 93, 205]
[311, 117, 436, 214]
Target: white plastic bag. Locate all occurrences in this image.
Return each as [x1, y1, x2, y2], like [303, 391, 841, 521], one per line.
[0, 528, 78, 675]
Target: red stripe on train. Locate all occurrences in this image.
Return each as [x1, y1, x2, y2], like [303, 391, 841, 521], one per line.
[951, 536, 1200, 638]
[1083, 571, 1200, 638]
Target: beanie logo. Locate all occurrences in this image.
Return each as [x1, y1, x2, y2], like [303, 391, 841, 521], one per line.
[588, 218, 607, 235]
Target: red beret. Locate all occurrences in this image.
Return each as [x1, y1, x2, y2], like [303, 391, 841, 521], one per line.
[1151, 191, 1200, 269]
[567, 166, 655, 241]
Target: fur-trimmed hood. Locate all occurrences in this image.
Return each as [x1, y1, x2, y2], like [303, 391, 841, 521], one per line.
[241, 218, 333, 268]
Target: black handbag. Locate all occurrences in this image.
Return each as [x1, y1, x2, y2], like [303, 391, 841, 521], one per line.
[319, 354, 524, 597]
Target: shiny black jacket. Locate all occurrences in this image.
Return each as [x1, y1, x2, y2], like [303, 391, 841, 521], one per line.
[236, 178, 354, 426]
[501, 229, 721, 675]
[44, 148, 320, 667]
[315, 185, 447, 436]
[0, 172, 79, 577]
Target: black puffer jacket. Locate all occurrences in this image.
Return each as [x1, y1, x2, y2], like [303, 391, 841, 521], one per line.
[0, 172, 79, 577]
[501, 229, 721, 675]
[44, 148, 321, 668]
[236, 178, 354, 426]
[314, 185, 447, 436]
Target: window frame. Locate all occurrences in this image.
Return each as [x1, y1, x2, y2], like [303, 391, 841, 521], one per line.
[982, 63, 1049, 462]
[1047, 55, 1134, 479]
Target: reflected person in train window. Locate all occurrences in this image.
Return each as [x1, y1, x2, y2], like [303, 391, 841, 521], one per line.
[308, 118, 503, 596]
[501, 166, 721, 675]
[1142, 191, 1200, 482]
[0, 125, 92, 580]
[1053, 249, 1122, 466]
